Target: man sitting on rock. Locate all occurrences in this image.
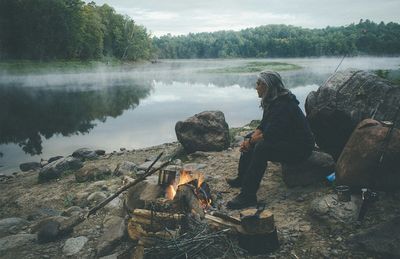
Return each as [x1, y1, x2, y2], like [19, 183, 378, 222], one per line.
[226, 71, 315, 209]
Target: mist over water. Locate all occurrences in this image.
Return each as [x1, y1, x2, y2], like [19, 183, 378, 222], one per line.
[1, 57, 399, 174]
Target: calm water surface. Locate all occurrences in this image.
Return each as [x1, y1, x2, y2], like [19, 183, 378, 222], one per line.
[1, 57, 399, 173]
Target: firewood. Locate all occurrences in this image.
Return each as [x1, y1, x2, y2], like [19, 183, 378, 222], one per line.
[239, 209, 275, 234]
[173, 184, 205, 218]
[205, 214, 244, 234]
[133, 209, 184, 221]
[132, 244, 144, 259]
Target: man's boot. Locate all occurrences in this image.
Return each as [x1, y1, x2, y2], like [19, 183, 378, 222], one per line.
[226, 177, 242, 188]
[226, 192, 257, 210]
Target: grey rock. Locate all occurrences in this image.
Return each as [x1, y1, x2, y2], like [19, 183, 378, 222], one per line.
[63, 236, 88, 255]
[305, 69, 400, 159]
[104, 196, 124, 217]
[125, 176, 163, 211]
[309, 194, 360, 224]
[40, 160, 49, 168]
[114, 161, 137, 176]
[19, 162, 40, 172]
[61, 206, 83, 217]
[95, 149, 106, 156]
[183, 163, 207, 171]
[99, 253, 119, 259]
[0, 233, 37, 252]
[39, 156, 83, 182]
[281, 151, 335, 187]
[75, 164, 112, 183]
[97, 216, 126, 256]
[0, 217, 29, 238]
[48, 156, 63, 163]
[34, 215, 81, 243]
[349, 216, 400, 257]
[175, 110, 230, 153]
[72, 148, 98, 160]
[137, 161, 162, 171]
[87, 192, 107, 204]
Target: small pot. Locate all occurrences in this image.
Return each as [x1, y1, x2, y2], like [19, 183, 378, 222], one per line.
[336, 185, 351, 202]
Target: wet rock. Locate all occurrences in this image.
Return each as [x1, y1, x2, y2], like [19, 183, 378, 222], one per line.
[348, 216, 400, 257]
[95, 149, 106, 156]
[305, 69, 400, 159]
[281, 151, 335, 187]
[48, 156, 63, 163]
[0, 234, 37, 252]
[72, 148, 98, 160]
[39, 157, 83, 182]
[175, 111, 230, 153]
[63, 236, 88, 256]
[75, 164, 112, 182]
[87, 192, 107, 205]
[309, 194, 359, 224]
[0, 217, 29, 238]
[96, 216, 126, 256]
[19, 162, 40, 172]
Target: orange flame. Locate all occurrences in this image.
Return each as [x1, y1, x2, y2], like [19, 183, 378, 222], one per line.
[165, 170, 210, 208]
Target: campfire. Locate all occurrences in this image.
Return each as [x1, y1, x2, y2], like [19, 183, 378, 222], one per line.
[164, 169, 212, 210]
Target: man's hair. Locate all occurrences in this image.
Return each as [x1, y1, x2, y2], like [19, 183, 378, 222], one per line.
[257, 70, 290, 109]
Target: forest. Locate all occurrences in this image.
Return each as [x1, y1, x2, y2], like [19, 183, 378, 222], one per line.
[0, 0, 153, 61]
[153, 20, 400, 59]
[0, 0, 399, 61]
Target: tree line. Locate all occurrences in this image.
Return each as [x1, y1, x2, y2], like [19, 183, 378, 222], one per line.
[153, 20, 400, 59]
[1, 1, 399, 62]
[0, 0, 152, 61]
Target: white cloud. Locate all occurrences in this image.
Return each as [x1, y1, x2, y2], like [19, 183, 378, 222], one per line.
[91, 0, 400, 36]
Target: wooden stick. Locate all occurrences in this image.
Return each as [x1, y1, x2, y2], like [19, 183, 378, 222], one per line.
[87, 152, 169, 218]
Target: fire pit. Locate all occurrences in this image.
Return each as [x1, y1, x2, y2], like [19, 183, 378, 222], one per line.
[125, 163, 279, 258]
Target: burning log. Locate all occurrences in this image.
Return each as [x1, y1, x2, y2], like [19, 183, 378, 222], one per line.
[173, 184, 205, 219]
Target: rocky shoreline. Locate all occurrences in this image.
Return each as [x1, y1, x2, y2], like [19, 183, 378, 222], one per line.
[1, 123, 400, 258]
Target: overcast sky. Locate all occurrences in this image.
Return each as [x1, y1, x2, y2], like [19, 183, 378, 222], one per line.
[91, 0, 400, 37]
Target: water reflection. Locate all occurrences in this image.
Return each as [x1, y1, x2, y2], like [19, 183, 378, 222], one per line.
[0, 81, 152, 155]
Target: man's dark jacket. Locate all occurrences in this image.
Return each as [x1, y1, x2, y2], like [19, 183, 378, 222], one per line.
[257, 93, 315, 161]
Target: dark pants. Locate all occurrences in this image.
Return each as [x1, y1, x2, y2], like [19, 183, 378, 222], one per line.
[238, 141, 311, 195]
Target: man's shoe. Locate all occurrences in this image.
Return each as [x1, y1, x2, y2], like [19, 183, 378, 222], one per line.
[226, 193, 257, 210]
[226, 177, 242, 188]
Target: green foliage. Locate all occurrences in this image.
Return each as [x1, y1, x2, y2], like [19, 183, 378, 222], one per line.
[200, 61, 301, 74]
[153, 21, 400, 59]
[0, 0, 152, 61]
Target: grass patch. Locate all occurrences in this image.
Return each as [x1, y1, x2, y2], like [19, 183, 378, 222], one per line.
[200, 61, 302, 74]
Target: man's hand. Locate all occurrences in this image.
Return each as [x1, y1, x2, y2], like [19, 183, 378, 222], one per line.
[240, 139, 251, 152]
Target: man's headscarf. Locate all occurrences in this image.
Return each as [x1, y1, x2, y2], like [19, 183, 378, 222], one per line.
[257, 70, 290, 110]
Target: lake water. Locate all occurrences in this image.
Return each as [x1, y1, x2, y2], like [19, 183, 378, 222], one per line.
[1, 57, 399, 174]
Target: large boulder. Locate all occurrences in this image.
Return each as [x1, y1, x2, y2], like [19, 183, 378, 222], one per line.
[175, 111, 230, 153]
[336, 119, 400, 191]
[305, 69, 400, 159]
[281, 151, 335, 187]
[39, 156, 83, 182]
